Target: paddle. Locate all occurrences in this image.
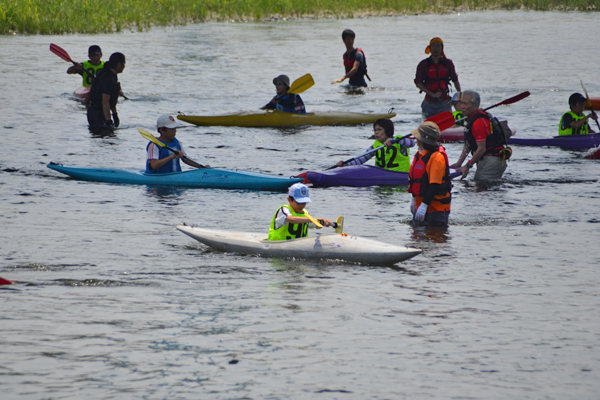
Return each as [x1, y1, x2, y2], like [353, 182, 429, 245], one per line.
[454, 91, 531, 125]
[138, 128, 206, 169]
[303, 210, 344, 233]
[50, 43, 78, 65]
[580, 80, 600, 132]
[51, 43, 129, 100]
[288, 74, 315, 95]
[323, 112, 457, 171]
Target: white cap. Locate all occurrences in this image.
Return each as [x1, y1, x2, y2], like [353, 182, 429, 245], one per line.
[157, 114, 179, 129]
[288, 183, 311, 203]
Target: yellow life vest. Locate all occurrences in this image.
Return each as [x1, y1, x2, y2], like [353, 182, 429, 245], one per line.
[559, 111, 590, 136]
[82, 61, 105, 87]
[373, 137, 410, 172]
[268, 205, 308, 241]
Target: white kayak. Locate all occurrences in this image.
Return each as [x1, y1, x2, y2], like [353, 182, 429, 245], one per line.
[176, 225, 422, 265]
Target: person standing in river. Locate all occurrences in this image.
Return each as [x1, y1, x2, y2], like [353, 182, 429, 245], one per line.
[408, 121, 452, 227]
[331, 29, 369, 87]
[87, 52, 125, 133]
[450, 91, 510, 181]
[414, 37, 461, 118]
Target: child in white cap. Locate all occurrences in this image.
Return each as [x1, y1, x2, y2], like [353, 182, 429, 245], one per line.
[268, 183, 332, 241]
[146, 114, 210, 174]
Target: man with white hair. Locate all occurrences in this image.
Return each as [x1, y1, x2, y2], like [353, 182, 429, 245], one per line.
[450, 91, 510, 181]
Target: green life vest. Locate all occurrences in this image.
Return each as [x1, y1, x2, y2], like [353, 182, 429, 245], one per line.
[559, 111, 590, 136]
[82, 61, 105, 87]
[268, 205, 308, 241]
[373, 137, 410, 172]
[452, 110, 463, 120]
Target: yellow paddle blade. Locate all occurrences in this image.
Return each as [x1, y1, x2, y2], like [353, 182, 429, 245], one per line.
[303, 209, 323, 228]
[581, 79, 592, 107]
[138, 127, 165, 148]
[335, 216, 344, 234]
[288, 73, 315, 95]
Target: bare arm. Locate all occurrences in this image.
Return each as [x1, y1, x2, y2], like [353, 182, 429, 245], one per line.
[332, 60, 361, 84]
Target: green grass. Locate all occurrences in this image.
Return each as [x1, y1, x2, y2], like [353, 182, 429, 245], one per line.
[1, 0, 598, 34]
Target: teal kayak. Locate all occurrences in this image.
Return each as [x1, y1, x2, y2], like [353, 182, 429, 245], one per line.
[47, 163, 302, 191]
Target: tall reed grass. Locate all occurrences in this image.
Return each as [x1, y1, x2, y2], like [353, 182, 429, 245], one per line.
[1, 0, 598, 34]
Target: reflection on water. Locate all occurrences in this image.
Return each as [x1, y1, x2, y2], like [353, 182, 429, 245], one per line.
[144, 186, 189, 200]
[411, 225, 450, 244]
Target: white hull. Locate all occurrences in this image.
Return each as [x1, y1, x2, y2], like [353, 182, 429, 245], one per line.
[176, 225, 421, 265]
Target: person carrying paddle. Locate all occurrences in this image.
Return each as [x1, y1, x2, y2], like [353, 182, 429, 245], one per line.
[336, 119, 415, 172]
[87, 52, 125, 133]
[559, 93, 598, 136]
[408, 121, 452, 227]
[268, 183, 332, 241]
[331, 29, 368, 87]
[414, 37, 461, 118]
[146, 115, 210, 174]
[262, 75, 306, 114]
[67, 45, 104, 87]
[451, 91, 510, 181]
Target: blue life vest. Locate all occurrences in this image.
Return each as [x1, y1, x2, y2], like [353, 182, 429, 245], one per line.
[146, 138, 183, 174]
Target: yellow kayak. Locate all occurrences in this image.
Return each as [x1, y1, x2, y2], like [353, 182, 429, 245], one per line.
[177, 110, 397, 127]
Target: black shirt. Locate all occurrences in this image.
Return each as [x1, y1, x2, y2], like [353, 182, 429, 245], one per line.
[89, 68, 119, 112]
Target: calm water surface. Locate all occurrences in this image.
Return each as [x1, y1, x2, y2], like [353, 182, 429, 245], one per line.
[1, 10, 600, 399]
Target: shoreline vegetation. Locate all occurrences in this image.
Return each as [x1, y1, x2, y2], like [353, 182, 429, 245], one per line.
[2, 0, 599, 35]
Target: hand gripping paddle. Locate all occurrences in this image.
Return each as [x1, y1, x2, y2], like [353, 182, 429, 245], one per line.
[138, 127, 206, 169]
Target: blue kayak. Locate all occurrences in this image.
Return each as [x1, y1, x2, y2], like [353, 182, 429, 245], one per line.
[47, 163, 302, 191]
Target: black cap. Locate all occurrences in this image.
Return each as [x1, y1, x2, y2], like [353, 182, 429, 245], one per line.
[88, 45, 102, 56]
[569, 93, 587, 105]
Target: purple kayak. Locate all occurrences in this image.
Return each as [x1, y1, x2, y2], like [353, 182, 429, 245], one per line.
[305, 165, 461, 188]
[507, 133, 600, 149]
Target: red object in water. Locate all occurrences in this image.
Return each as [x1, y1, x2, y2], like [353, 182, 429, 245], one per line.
[73, 86, 91, 104]
[584, 97, 600, 111]
[0, 276, 14, 285]
[584, 146, 600, 159]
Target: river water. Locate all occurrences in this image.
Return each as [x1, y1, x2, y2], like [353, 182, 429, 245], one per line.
[1, 10, 600, 399]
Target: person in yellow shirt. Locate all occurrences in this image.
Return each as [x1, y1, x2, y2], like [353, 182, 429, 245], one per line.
[558, 93, 597, 136]
[67, 45, 104, 87]
[268, 183, 332, 241]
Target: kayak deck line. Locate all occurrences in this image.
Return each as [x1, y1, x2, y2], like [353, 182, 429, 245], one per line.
[47, 163, 302, 191]
[177, 224, 422, 265]
[507, 133, 600, 149]
[177, 109, 397, 127]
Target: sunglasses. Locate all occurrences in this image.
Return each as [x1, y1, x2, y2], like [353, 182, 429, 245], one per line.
[275, 82, 286, 86]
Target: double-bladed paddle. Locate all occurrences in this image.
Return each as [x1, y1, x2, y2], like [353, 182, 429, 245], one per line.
[323, 111, 456, 171]
[580, 80, 600, 132]
[454, 91, 530, 125]
[138, 128, 207, 169]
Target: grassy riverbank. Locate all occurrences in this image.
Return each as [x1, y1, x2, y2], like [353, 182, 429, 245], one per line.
[2, 0, 599, 34]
